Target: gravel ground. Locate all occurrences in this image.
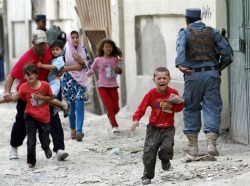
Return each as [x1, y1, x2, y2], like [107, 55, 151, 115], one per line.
[0, 83, 250, 186]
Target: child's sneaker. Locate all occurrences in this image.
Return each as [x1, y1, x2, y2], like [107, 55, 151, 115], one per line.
[27, 163, 35, 168]
[9, 146, 18, 160]
[112, 127, 120, 134]
[76, 132, 84, 141]
[44, 147, 52, 159]
[161, 159, 171, 171]
[141, 176, 151, 185]
[56, 149, 69, 161]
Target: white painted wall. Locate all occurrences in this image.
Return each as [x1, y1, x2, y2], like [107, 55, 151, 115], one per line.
[7, 0, 80, 71]
[7, 0, 31, 70]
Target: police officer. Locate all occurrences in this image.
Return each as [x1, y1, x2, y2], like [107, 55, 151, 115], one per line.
[34, 14, 66, 46]
[175, 8, 233, 156]
[35, 14, 47, 31]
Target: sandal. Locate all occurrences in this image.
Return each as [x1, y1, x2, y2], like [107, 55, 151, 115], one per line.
[63, 109, 69, 118]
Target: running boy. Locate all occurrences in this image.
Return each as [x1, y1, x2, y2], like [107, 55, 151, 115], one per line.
[37, 39, 68, 117]
[10, 64, 54, 168]
[130, 67, 184, 185]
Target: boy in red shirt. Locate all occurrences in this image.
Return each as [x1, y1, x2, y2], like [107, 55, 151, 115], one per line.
[11, 64, 54, 168]
[131, 67, 184, 185]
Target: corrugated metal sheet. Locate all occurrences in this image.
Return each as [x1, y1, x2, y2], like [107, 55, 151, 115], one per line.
[244, 0, 250, 144]
[74, 0, 112, 115]
[228, 0, 250, 144]
[85, 29, 107, 53]
[75, 0, 111, 53]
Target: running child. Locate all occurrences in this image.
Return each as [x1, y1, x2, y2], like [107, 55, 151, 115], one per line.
[62, 29, 90, 141]
[10, 64, 53, 168]
[130, 67, 184, 185]
[87, 39, 123, 133]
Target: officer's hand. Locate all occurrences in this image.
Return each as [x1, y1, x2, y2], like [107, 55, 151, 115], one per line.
[178, 65, 192, 75]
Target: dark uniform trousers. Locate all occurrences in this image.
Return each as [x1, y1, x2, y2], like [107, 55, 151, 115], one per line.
[143, 124, 175, 179]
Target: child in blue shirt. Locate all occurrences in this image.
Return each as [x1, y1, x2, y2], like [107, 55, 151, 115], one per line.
[37, 39, 68, 117]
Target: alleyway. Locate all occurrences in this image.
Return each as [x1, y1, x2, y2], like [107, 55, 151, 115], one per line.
[0, 82, 250, 186]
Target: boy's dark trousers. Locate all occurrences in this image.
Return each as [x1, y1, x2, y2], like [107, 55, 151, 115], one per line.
[142, 124, 175, 179]
[24, 114, 50, 165]
[10, 98, 65, 152]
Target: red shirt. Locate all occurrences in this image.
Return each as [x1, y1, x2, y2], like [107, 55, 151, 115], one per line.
[133, 87, 184, 128]
[18, 81, 53, 123]
[10, 46, 52, 90]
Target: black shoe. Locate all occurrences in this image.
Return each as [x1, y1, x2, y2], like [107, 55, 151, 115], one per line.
[141, 176, 151, 185]
[76, 132, 84, 141]
[44, 147, 52, 159]
[161, 159, 171, 171]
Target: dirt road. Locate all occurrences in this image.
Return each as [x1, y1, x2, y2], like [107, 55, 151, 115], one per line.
[0, 84, 250, 186]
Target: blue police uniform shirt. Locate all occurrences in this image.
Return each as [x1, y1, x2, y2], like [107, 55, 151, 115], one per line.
[175, 21, 232, 69]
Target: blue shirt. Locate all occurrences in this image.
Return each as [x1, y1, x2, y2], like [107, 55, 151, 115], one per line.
[175, 21, 233, 69]
[47, 55, 65, 82]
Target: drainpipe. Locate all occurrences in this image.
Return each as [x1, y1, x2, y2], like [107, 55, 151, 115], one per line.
[2, 0, 9, 74]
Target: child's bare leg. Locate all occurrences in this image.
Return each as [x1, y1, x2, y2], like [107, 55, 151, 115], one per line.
[50, 99, 68, 110]
[50, 99, 69, 118]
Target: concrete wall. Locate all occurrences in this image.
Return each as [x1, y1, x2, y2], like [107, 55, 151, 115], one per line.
[215, 0, 230, 131]
[7, 0, 31, 71]
[123, 0, 229, 130]
[111, 0, 126, 107]
[6, 0, 80, 72]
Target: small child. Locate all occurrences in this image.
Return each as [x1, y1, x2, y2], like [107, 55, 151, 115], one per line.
[87, 39, 123, 133]
[37, 39, 68, 117]
[10, 64, 54, 168]
[130, 67, 184, 185]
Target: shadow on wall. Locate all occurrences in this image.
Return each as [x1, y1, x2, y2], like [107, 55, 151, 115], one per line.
[135, 16, 166, 76]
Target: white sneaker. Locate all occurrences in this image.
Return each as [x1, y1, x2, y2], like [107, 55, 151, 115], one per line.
[56, 149, 69, 161]
[9, 146, 18, 160]
[112, 127, 120, 134]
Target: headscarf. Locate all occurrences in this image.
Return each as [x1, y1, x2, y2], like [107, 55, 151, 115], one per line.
[65, 29, 89, 87]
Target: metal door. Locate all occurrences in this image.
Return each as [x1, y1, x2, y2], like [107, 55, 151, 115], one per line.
[228, 0, 250, 144]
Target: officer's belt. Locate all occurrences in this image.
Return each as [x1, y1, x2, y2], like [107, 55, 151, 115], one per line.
[191, 66, 218, 72]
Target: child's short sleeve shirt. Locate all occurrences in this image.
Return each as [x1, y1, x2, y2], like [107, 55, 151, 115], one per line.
[18, 81, 53, 123]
